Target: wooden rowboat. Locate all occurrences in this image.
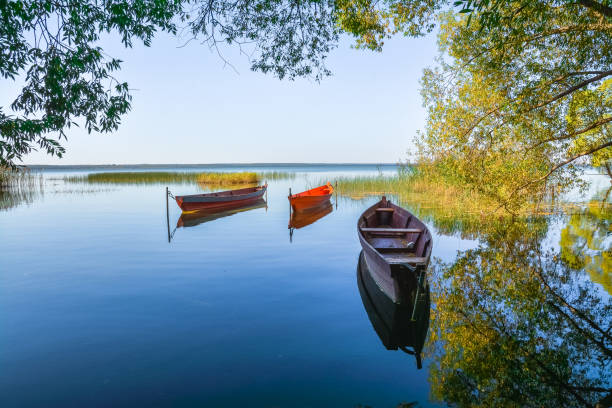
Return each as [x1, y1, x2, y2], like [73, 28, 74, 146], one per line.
[175, 184, 267, 212]
[357, 196, 432, 304]
[357, 251, 430, 369]
[289, 182, 333, 211]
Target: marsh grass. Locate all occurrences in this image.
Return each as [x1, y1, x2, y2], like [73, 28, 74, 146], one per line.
[0, 167, 43, 211]
[329, 168, 591, 238]
[197, 172, 259, 185]
[64, 171, 295, 185]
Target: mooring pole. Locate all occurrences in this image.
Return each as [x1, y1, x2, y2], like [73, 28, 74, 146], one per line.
[166, 187, 171, 243]
[411, 268, 425, 321]
[289, 187, 292, 217]
[335, 180, 338, 209]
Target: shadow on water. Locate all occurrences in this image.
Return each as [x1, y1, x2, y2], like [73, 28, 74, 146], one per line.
[357, 251, 430, 370]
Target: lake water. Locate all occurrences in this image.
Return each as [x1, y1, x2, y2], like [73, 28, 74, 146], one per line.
[1, 165, 610, 407]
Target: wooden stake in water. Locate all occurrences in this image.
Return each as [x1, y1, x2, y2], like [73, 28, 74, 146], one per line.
[335, 181, 338, 209]
[166, 187, 170, 243]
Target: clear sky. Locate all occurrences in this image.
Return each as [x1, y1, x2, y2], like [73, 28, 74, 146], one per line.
[1, 30, 439, 165]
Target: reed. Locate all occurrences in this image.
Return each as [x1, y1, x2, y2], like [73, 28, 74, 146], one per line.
[1, 167, 43, 211]
[64, 171, 295, 185]
[329, 167, 561, 238]
[197, 172, 259, 185]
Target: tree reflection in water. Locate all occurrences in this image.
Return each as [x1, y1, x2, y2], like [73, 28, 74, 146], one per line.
[427, 214, 611, 407]
[561, 199, 611, 295]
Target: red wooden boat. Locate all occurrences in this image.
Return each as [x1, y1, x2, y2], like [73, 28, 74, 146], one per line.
[289, 182, 333, 211]
[175, 184, 267, 212]
[357, 196, 432, 304]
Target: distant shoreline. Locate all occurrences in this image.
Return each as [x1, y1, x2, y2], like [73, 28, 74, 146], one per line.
[25, 162, 403, 170]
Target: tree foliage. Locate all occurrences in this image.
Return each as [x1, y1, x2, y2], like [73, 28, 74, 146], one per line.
[0, 0, 184, 167]
[2, 0, 611, 174]
[0, 0, 446, 167]
[417, 1, 612, 211]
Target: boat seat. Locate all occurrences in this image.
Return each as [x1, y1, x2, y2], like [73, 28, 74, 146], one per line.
[381, 254, 429, 265]
[375, 208, 394, 212]
[360, 227, 422, 234]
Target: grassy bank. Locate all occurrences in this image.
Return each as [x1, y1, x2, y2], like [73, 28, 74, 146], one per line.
[329, 165, 576, 238]
[64, 171, 294, 185]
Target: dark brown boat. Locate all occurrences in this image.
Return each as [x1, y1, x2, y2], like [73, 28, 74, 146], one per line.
[177, 199, 267, 228]
[357, 196, 432, 304]
[175, 184, 267, 212]
[357, 251, 430, 369]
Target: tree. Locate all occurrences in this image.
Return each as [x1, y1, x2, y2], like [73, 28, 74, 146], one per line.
[0, 0, 184, 167]
[0, 0, 434, 168]
[0, 0, 350, 167]
[417, 1, 612, 211]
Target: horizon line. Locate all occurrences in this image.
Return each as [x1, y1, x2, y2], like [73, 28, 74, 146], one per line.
[25, 162, 406, 168]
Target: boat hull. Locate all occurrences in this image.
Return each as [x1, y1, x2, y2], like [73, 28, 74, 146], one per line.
[290, 194, 332, 211]
[175, 185, 266, 212]
[357, 197, 432, 304]
[289, 183, 334, 211]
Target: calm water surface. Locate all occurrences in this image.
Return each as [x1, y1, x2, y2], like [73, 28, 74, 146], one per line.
[1, 165, 609, 407]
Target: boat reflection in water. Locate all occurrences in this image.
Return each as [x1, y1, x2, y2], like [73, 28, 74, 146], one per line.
[288, 202, 333, 242]
[357, 251, 430, 369]
[176, 198, 267, 229]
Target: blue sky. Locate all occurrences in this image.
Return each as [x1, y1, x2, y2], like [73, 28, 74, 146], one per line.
[2, 31, 439, 165]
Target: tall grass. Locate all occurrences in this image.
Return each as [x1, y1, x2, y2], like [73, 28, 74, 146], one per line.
[0, 167, 43, 211]
[329, 165, 560, 238]
[197, 172, 259, 185]
[64, 171, 295, 185]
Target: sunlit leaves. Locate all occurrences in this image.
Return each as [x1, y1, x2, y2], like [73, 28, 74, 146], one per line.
[418, 1, 612, 211]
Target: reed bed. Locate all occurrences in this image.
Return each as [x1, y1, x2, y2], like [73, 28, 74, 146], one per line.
[329, 171, 583, 238]
[197, 172, 259, 185]
[1, 167, 43, 211]
[64, 171, 295, 185]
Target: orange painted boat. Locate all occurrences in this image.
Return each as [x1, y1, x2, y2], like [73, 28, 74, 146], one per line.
[289, 182, 334, 211]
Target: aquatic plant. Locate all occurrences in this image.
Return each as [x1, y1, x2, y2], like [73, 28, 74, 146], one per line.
[64, 171, 294, 185]
[0, 167, 43, 211]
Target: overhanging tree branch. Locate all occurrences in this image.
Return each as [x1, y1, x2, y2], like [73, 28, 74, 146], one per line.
[577, 0, 612, 18]
[511, 140, 612, 197]
[526, 116, 612, 151]
[530, 70, 612, 111]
